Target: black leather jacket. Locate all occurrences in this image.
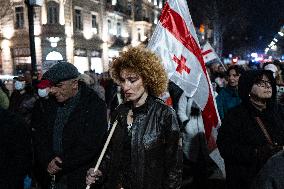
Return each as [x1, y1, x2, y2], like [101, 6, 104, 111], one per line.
[102, 95, 182, 189]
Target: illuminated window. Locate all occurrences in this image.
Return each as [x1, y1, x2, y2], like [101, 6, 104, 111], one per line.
[15, 6, 24, 29]
[47, 1, 59, 24]
[107, 19, 112, 34]
[117, 22, 121, 36]
[137, 28, 141, 41]
[154, 0, 157, 5]
[92, 14, 98, 29]
[46, 51, 63, 61]
[75, 9, 83, 31]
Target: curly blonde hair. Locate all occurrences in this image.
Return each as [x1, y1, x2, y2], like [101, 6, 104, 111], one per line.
[110, 46, 168, 97]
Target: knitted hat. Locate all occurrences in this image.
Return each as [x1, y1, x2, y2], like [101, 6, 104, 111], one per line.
[37, 79, 53, 89]
[44, 62, 80, 84]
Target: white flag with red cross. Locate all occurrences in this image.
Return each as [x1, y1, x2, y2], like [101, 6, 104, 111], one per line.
[148, 0, 224, 176]
[202, 42, 219, 63]
[148, 0, 220, 138]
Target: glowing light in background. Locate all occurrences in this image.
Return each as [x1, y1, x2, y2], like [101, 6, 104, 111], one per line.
[46, 51, 64, 60]
[74, 56, 88, 73]
[84, 30, 93, 40]
[47, 37, 61, 47]
[91, 57, 103, 73]
[2, 27, 14, 39]
[1, 40, 13, 74]
[34, 25, 41, 36]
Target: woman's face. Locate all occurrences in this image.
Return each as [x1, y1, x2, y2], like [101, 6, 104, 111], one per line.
[119, 69, 147, 103]
[250, 75, 272, 100]
[228, 69, 240, 87]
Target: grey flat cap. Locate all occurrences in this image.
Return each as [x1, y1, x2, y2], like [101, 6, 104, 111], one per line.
[44, 61, 80, 84]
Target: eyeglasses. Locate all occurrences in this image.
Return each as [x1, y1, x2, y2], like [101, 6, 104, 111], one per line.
[255, 80, 272, 88]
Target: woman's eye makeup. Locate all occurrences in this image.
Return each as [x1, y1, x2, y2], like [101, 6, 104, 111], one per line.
[125, 76, 139, 83]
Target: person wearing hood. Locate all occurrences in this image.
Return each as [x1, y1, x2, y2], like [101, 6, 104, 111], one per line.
[216, 65, 244, 120]
[217, 70, 284, 189]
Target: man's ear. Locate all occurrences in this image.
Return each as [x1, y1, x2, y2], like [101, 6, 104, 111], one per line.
[72, 80, 79, 89]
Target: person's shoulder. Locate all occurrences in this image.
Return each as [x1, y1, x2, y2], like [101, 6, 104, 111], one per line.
[218, 87, 232, 96]
[82, 84, 103, 101]
[151, 96, 176, 114]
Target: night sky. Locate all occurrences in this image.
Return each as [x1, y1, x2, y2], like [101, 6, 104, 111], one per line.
[242, 0, 284, 53]
[188, 0, 284, 56]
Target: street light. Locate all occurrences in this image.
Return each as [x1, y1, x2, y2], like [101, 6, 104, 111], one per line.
[25, 0, 43, 84]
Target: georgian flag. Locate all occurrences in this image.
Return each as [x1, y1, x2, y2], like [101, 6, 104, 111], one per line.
[202, 42, 219, 63]
[148, 0, 220, 141]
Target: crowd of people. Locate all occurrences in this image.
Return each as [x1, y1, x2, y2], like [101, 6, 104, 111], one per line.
[0, 46, 284, 189]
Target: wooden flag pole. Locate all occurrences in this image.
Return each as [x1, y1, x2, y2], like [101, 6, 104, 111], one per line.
[86, 120, 118, 189]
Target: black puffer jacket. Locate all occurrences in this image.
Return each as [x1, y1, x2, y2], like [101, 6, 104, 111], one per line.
[102, 95, 183, 189]
[217, 70, 284, 189]
[32, 83, 108, 189]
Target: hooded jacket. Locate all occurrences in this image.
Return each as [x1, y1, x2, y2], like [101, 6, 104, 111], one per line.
[217, 70, 284, 189]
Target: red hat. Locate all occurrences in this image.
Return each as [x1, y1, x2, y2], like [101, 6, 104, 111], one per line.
[37, 79, 52, 89]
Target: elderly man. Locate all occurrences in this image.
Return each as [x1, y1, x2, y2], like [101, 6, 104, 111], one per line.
[32, 62, 108, 189]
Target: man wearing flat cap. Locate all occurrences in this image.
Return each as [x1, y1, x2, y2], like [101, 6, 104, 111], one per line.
[32, 62, 108, 189]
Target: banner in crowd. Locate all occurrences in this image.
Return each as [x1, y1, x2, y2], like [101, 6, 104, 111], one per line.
[202, 42, 219, 64]
[148, 0, 220, 140]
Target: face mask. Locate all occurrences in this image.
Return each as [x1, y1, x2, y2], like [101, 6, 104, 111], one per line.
[38, 88, 49, 98]
[15, 81, 25, 91]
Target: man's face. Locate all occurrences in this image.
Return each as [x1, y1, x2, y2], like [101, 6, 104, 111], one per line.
[119, 69, 146, 103]
[50, 79, 78, 102]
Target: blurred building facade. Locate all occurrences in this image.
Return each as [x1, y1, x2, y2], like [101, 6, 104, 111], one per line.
[0, 0, 165, 75]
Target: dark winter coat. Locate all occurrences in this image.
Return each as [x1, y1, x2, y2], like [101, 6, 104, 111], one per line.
[9, 85, 37, 125]
[251, 151, 284, 189]
[32, 83, 108, 189]
[217, 70, 284, 189]
[102, 95, 183, 189]
[216, 86, 241, 120]
[0, 108, 32, 189]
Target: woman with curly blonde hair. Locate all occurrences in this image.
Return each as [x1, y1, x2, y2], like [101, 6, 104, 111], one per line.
[86, 46, 182, 189]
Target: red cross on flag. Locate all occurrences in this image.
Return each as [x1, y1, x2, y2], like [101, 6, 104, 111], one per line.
[148, 0, 220, 140]
[202, 42, 219, 64]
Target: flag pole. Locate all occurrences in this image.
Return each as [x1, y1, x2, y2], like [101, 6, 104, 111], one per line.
[86, 120, 118, 189]
[217, 56, 227, 71]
